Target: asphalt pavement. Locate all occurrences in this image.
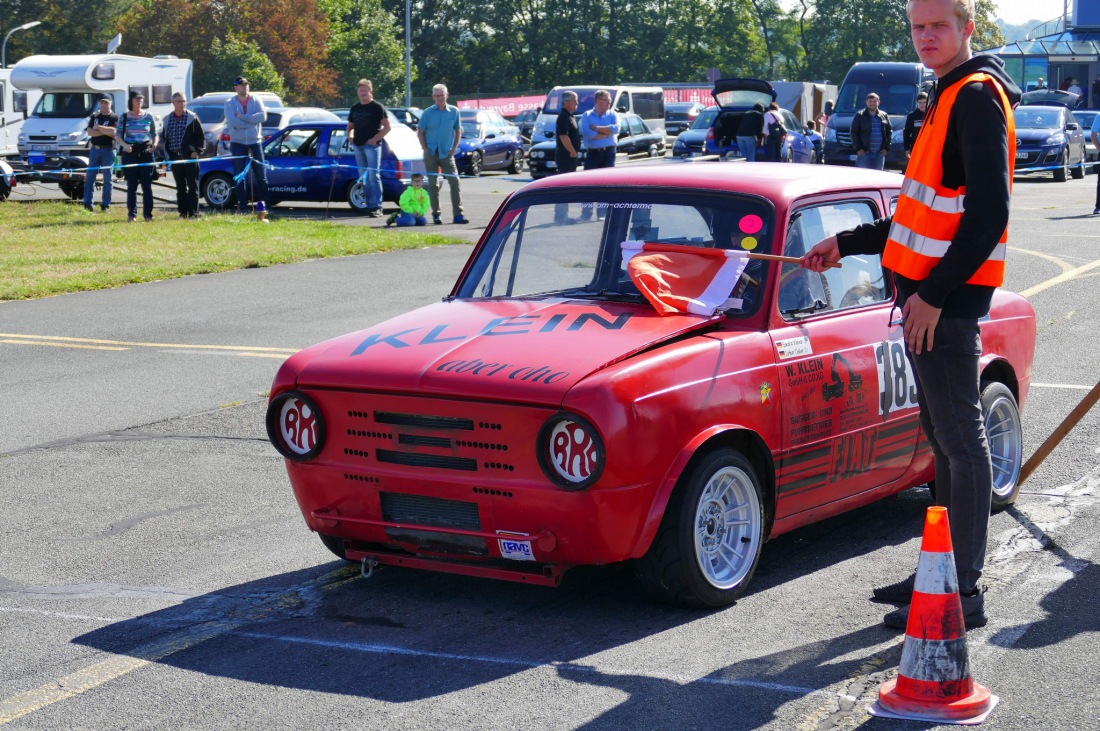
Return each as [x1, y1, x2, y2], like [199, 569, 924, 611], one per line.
[1, 160, 1099, 730]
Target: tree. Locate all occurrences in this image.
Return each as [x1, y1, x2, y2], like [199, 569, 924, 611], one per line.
[800, 0, 913, 83]
[0, 0, 128, 60]
[318, 0, 408, 105]
[973, 0, 1006, 52]
[202, 34, 286, 99]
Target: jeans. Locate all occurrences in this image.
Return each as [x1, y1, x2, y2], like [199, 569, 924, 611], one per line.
[736, 135, 758, 162]
[352, 142, 383, 210]
[168, 152, 200, 216]
[83, 146, 115, 209]
[122, 151, 154, 219]
[583, 146, 615, 170]
[423, 150, 462, 218]
[230, 142, 268, 212]
[909, 316, 991, 594]
[856, 150, 886, 170]
[765, 135, 782, 162]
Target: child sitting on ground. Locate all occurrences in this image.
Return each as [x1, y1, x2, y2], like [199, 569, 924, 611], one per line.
[387, 173, 429, 227]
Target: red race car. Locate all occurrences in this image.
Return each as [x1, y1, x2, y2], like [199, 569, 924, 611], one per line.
[267, 164, 1035, 608]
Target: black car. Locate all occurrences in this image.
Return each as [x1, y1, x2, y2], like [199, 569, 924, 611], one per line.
[512, 108, 539, 141]
[527, 113, 666, 179]
[664, 101, 706, 136]
[389, 106, 421, 130]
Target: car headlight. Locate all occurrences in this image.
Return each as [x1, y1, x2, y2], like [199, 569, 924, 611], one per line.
[532, 150, 543, 159]
[17, 133, 26, 142]
[1043, 134, 1065, 146]
[266, 391, 326, 461]
[824, 127, 837, 142]
[537, 413, 604, 490]
[59, 132, 83, 142]
[892, 129, 904, 144]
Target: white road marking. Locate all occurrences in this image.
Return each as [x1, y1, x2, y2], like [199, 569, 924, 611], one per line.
[1031, 383, 1095, 390]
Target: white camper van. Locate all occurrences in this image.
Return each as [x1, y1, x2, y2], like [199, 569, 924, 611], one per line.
[10, 54, 191, 195]
[0, 68, 42, 158]
[531, 85, 665, 142]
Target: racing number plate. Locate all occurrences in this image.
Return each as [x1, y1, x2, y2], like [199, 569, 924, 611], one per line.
[497, 531, 535, 561]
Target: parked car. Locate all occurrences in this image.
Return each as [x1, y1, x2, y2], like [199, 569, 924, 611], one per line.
[456, 109, 525, 176]
[328, 107, 350, 120]
[1013, 104, 1086, 182]
[189, 91, 285, 158]
[266, 164, 1035, 608]
[672, 106, 719, 157]
[527, 113, 666, 178]
[511, 108, 540, 140]
[0, 158, 14, 201]
[1068, 109, 1098, 166]
[199, 120, 426, 211]
[389, 106, 421, 130]
[1019, 88, 1080, 108]
[216, 106, 343, 155]
[703, 79, 815, 163]
[664, 101, 706, 136]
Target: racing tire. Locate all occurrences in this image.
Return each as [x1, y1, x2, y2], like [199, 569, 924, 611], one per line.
[318, 533, 354, 562]
[346, 179, 371, 213]
[634, 448, 765, 608]
[202, 172, 236, 209]
[982, 381, 1023, 511]
[1053, 149, 1069, 182]
[507, 150, 524, 175]
[465, 152, 483, 177]
[1072, 156, 1086, 179]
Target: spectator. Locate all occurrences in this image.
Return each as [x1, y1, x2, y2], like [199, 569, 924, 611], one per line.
[117, 91, 157, 223]
[387, 173, 429, 226]
[1067, 77, 1083, 103]
[851, 92, 891, 170]
[1091, 113, 1100, 215]
[347, 79, 391, 218]
[223, 76, 269, 221]
[763, 102, 786, 162]
[161, 92, 205, 219]
[1091, 75, 1100, 108]
[903, 91, 928, 158]
[554, 90, 581, 223]
[581, 89, 620, 170]
[82, 94, 117, 212]
[736, 103, 765, 162]
[816, 100, 834, 130]
[1035, 77, 1046, 89]
[417, 83, 468, 225]
[804, 121, 824, 163]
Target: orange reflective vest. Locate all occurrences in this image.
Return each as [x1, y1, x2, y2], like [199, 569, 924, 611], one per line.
[883, 73, 1016, 287]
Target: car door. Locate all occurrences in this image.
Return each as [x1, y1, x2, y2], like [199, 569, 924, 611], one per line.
[771, 197, 919, 513]
[324, 127, 359, 200]
[265, 127, 320, 200]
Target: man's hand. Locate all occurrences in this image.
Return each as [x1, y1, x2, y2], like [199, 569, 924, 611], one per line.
[902, 293, 941, 354]
[800, 235, 840, 272]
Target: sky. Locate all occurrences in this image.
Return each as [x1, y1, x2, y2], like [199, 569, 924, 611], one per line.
[993, 0, 1069, 26]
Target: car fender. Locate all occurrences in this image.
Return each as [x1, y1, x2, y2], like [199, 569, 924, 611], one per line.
[629, 423, 774, 560]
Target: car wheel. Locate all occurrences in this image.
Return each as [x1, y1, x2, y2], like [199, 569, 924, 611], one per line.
[202, 172, 235, 209]
[1072, 154, 1086, 179]
[785, 146, 795, 163]
[1054, 148, 1069, 182]
[59, 180, 85, 200]
[346, 179, 370, 212]
[634, 448, 765, 608]
[318, 533, 354, 561]
[507, 149, 524, 175]
[466, 152, 482, 177]
[982, 381, 1023, 511]
[647, 143, 659, 158]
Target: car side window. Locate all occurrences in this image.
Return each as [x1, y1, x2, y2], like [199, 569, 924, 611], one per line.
[779, 200, 887, 318]
[328, 129, 351, 156]
[629, 117, 646, 135]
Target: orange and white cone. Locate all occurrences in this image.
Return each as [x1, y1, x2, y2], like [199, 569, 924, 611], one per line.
[873, 506, 998, 724]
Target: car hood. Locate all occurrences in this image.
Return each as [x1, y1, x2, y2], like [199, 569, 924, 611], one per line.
[712, 77, 775, 111]
[291, 299, 722, 404]
[1016, 128, 1062, 142]
[676, 129, 709, 143]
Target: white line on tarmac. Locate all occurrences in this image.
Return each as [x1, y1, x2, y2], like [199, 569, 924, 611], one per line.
[0, 606, 122, 623]
[231, 629, 830, 697]
[1031, 383, 1095, 390]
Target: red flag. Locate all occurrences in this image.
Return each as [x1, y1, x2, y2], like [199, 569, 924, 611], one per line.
[622, 241, 749, 316]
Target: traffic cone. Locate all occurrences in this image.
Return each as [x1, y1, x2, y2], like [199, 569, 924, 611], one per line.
[874, 506, 998, 723]
[256, 200, 269, 223]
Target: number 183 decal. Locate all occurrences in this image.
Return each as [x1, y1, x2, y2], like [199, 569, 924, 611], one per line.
[875, 341, 919, 415]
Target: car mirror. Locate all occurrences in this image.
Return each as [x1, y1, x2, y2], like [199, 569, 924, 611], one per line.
[616, 105, 628, 113]
[1066, 123, 1079, 131]
[486, 133, 496, 139]
[618, 130, 628, 139]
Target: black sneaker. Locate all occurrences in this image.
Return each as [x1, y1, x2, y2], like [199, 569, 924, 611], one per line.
[883, 588, 988, 631]
[1094, 207, 1100, 215]
[433, 215, 443, 225]
[872, 573, 916, 604]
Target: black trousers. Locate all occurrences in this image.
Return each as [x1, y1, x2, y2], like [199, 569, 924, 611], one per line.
[121, 151, 154, 219]
[169, 152, 200, 216]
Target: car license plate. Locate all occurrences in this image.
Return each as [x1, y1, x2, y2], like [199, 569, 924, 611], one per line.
[32, 145, 51, 152]
[497, 531, 535, 561]
[1015, 151, 1027, 160]
[848, 154, 858, 161]
[546, 160, 557, 169]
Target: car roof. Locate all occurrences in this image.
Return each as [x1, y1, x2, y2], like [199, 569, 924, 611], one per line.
[523, 162, 900, 201]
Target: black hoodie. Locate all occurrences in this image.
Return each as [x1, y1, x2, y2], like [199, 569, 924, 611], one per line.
[836, 54, 1022, 318]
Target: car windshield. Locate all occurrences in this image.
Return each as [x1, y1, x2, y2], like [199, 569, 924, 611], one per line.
[192, 106, 225, 124]
[690, 109, 718, 129]
[265, 113, 284, 127]
[34, 92, 98, 118]
[1015, 108, 1063, 129]
[456, 190, 774, 317]
[544, 89, 599, 115]
[461, 122, 481, 138]
[834, 83, 916, 116]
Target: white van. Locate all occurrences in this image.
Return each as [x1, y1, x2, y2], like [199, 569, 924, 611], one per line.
[0, 68, 42, 158]
[531, 85, 665, 142]
[11, 54, 192, 188]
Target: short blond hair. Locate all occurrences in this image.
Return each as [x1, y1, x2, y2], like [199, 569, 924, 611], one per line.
[357, 79, 373, 90]
[908, 0, 974, 27]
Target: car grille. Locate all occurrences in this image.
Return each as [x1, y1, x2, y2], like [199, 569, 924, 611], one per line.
[381, 492, 481, 530]
[29, 136, 57, 141]
[1015, 149, 1042, 166]
[837, 131, 852, 146]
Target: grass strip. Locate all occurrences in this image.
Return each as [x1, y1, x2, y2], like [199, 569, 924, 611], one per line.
[0, 202, 465, 300]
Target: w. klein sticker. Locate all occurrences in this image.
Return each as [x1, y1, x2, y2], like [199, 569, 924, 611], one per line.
[776, 336, 813, 360]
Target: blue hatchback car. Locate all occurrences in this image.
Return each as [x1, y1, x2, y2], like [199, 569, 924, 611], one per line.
[199, 121, 426, 211]
[456, 109, 525, 176]
[1013, 104, 1087, 182]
